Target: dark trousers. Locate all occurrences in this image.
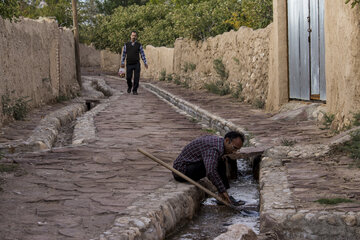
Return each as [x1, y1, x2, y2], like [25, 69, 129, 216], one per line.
[173, 160, 230, 190]
[126, 62, 140, 92]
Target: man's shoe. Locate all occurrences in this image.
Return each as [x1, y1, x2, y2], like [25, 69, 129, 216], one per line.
[127, 88, 131, 93]
[133, 91, 138, 95]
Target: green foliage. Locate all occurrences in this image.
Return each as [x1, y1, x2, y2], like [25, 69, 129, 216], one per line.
[353, 112, 360, 126]
[204, 80, 230, 96]
[89, 0, 244, 50]
[233, 57, 240, 65]
[203, 128, 217, 134]
[174, 75, 181, 85]
[239, 0, 273, 30]
[213, 58, 229, 80]
[315, 198, 353, 205]
[321, 112, 335, 130]
[183, 62, 196, 72]
[0, 0, 20, 21]
[2, 90, 31, 121]
[159, 69, 166, 81]
[181, 77, 191, 88]
[280, 138, 297, 147]
[252, 98, 265, 109]
[96, 0, 149, 15]
[333, 130, 360, 167]
[231, 82, 244, 101]
[345, 0, 360, 8]
[166, 73, 173, 82]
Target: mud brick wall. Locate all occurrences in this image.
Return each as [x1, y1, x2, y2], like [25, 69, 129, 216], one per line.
[100, 49, 120, 72]
[141, 45, 174, 80]
[0, 17, 79, 126]
[144, 24, 272, 105]
[80, 43, 101, 68]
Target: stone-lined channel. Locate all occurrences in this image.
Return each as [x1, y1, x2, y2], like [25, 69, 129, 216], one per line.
[167, 158, 260, 239]
[141, 82, 260, 239]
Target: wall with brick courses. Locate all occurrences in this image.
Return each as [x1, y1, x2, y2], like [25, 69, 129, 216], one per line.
[0, 17, 79, 127]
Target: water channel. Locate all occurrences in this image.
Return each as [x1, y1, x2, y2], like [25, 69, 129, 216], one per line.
[167, 158, 260, 239]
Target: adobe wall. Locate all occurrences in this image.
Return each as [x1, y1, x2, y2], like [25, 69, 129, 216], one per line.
[100, 49, 120, 72]
[266, 0, 288, 112]
[325, 2, 360, 129]
[142, 26, 271, 105]
[141, 45, 174, 79]
[80, 43, 101, 67]
[0, 17, 79, 127]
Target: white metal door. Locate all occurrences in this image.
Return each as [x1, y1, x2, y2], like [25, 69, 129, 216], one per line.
[288, 0, 326, 101]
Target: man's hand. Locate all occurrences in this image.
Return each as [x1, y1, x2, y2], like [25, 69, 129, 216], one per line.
[220, 192, 231, 205]
[145, 63, 148, 69]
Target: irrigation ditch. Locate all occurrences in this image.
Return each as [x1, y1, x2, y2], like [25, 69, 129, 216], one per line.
[140, 82, 263, 239]
[0, 76, 117, 154]
[2, 76, 357, 239]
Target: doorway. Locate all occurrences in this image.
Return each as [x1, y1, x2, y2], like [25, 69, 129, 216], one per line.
[287, 0, 326, 101]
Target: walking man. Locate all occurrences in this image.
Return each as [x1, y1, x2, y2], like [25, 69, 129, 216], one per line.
[172, 131, 245, 204]
[121, 31, 148, 95]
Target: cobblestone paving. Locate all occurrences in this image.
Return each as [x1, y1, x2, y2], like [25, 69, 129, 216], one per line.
[150, 81, 332, 147]
[0, 76, 208, 240]
[148, 80, 360, 215]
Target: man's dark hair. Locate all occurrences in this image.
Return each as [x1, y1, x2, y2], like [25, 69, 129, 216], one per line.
[224, 131, 245, 143]
[131, 31, 137, 35]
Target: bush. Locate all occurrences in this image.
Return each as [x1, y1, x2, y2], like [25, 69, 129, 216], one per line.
[231, 82, 244, 101]
[321, 112, 335, 130]
[166, 73, 173, 82]
[88, 0, 244, 50]
[159, 69, 166, 81]
[252, 98, 265, 109]
[2, 90, 31, 121]
[205, 80, 230, 96]
[213, 58, 229, 80]
[345, 0, 360, 8]
[174, 75, 181, 85]
[183, 62, 196, 72]
[353, 112, 360, 126]
[0, 0, 20, 21]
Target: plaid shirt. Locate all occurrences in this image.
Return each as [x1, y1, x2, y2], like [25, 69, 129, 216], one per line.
[121, 41, 147, 65]
[173, 135, 226, 193]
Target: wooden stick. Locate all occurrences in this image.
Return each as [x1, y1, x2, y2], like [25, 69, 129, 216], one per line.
[137, 148, 231, 207]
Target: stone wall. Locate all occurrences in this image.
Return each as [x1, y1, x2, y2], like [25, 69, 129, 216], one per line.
[142, 26, 271, 105]
[325, 2, 360, 129]
[0, 17, 79, 127]
[80, 43, 101, 67]
[173, 26, 272, 104]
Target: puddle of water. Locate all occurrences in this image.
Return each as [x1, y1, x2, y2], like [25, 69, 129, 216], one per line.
[167, 159, 259, 239]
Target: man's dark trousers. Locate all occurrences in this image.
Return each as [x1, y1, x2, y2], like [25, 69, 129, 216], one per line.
[173, 159, 230, 190]
[126, 62, 140, 92]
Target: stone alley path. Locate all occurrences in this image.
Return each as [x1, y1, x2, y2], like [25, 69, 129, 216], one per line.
[1, 74, 360, 239]
[0, 76, 207, 239]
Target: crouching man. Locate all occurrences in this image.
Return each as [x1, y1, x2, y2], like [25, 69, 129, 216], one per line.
[172, 131, 244, 204]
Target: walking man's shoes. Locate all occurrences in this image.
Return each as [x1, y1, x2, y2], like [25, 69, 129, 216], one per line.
[133, 91, 138, 95]
[127, 88, 131, 93]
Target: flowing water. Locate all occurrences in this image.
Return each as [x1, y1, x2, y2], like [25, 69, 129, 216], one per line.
[167, 158, 259, 239]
